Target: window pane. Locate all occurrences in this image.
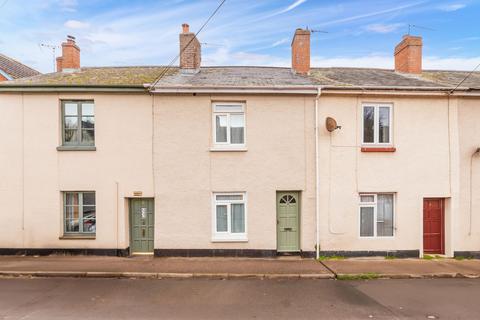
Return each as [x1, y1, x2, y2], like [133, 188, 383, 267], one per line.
[66, 219, 79, 232]
[360, 207, 374, 237]
[231, 204, 245, 233]
[82, 117, 95, 129]
[230, 114, 245, 144]
[81, 103, 94, 116]
[64, 103, 78, 116]
[66, 193, 79, 206]
[379, 107, 390, 143]
[64, 129, 78, 143]
[363, 107, 375, 143]
[215, 115, 227, 143]
[216, 205, 228, 232]
[83, 219, 96, 233]
[82, 129, 95, 144]
[377, 194, 394, 236]
[64, 116, 78, 129]
[214, 105, 243, 112]
[83, 192, 95, 206]
[216, 195, 243, 201]
[360, 195, 375, 203]
[65, 205, 79, 220]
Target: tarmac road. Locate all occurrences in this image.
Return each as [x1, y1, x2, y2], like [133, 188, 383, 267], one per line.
[0, 278, 478, 319]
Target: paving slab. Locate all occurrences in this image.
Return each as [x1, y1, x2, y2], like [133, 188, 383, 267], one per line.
[322, 258, 480, 278]
[0, 255, 333, 279]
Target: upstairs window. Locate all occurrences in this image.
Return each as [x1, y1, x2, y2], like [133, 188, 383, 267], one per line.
[362, 104, 392, 145]
[62, 101, 95, 146]
[359, 194, 394, 237]
[213, 103, 245, 147]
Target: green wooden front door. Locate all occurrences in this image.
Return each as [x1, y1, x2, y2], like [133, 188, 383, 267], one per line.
[276, 192, 300, 252]
[129, 198, 154, 254]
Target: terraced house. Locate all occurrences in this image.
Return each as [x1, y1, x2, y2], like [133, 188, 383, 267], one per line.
[0, 25, 479, 259]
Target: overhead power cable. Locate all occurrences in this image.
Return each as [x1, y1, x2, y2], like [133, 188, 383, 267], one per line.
[450, 62, 480, 94]
[149, 0, 227, 91]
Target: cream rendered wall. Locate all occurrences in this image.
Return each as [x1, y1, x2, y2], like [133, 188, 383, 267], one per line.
[153, 95, 316, 252]
[318, 95, 452, 253]
[457, 97, 480, 252]
[0, 92, 154, 249]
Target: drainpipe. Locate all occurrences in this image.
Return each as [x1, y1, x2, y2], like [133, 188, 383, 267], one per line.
[315, 87, 322, 259]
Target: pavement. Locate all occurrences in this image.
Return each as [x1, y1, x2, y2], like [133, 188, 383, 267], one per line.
[1, 277, 479, 319]
[0, 255, 479, 280]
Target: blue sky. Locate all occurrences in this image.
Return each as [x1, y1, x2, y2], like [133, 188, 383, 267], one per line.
[0, 0, 479, 73]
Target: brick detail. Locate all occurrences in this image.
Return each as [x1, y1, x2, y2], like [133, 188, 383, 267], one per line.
[179, 23, 201, 71]
[57, 37, 80, 72]
[291, 28, 310, 75]
[394, 35, 422, 74]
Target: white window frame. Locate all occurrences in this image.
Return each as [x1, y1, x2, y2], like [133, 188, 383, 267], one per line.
[361, 103, 393, 146]
[212, 192, 248, 242]
[212, 102, 246, 150]
[359, 193, 395, 238]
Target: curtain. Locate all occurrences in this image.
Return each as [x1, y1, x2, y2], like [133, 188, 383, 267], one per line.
[231, 204, 245, 233]
[216, 116, 227, 142]
[230, 114, 244, 144]
[379, 107, 390, 143]
[216, 205, 228, 232]
[360, 207, 374, 237]
[377, 194, 394, 236]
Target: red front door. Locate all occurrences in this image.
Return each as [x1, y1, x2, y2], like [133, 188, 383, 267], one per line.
[423, 198, 445, 254]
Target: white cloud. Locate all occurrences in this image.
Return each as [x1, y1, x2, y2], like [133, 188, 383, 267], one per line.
[271, 38, 290, 47]
[64, 20, 90, 29]
[438, 3, 466, 11]
[365, 23, 404, 33]
[58, 0, 78, 12]
[261, 0, 307, 19]
[279, 0, 307, 14]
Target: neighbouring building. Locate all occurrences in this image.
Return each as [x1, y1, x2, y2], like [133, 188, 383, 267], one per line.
[0, 53, 40, 81]
[0, 26, 479, 258]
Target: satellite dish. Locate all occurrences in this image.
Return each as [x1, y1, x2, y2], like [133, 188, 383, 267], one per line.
[326, 117, 341, 132]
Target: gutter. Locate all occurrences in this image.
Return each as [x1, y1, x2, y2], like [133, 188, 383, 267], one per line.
[0, 85, 147, 93]
[148, 86, 319, 95]
[315, 86, 322, 260]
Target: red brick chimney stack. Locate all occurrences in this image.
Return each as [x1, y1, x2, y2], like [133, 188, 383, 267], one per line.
[179, 23, 201, 72]
[56, 35, 80, 72]
[394, 35, 422, 74]
[291, 28, 311, 75]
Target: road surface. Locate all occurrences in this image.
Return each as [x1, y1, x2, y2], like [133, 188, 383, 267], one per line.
[0, 278, 478, 319]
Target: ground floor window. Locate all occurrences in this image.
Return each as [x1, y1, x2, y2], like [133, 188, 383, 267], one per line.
[63, 191, 96, 235]
[359, 194, 394, 237]
[213, 193, 247, 241]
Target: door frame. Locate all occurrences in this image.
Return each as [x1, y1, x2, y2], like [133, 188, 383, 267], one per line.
[423, 198, 445, 255]
[276, 191, 301, 253]
[129, 197, 155, 256]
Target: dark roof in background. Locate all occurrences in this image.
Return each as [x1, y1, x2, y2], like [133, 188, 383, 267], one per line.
[0, 53, 40, 79]
[0, 65, 479, 90]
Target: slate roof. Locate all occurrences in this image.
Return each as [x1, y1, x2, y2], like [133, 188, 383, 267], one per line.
[1, 65, 479, 90]
[0, 53, 40, 79]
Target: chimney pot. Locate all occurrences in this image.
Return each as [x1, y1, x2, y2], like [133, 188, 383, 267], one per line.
[291, 28, 311, 75]
[394, 35, 422, 74]
[182, 23, 190, 33]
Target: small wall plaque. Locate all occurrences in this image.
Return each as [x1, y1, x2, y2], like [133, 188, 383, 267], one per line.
[133, 191, 142, 197]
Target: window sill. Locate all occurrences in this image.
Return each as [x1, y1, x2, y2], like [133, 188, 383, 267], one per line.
[361, 147, 396, 153]
[57, 146, 97, 151]
[210, 147, 248, 152]
[211, 236, 248, 243]
[59, 235, 96, 240]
